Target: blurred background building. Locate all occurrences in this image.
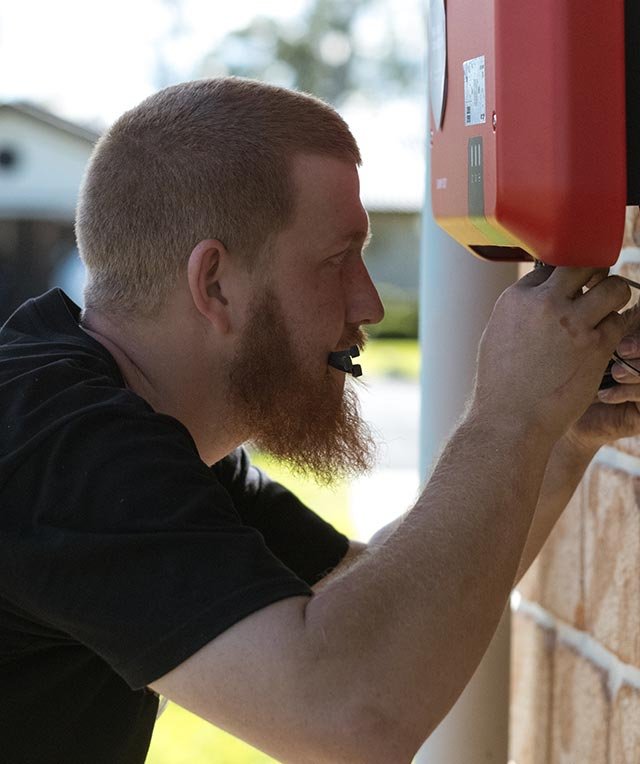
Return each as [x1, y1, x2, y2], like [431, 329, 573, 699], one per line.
[0, 0, 424, 335]
[0, 96, 422, 327]
[0, 102, 96, 315]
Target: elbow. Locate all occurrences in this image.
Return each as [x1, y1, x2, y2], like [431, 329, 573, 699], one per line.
[337, 701, 426, 764]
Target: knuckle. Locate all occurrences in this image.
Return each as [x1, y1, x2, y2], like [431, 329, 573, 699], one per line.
[585, 271, 608, 289]
[602, 385, 624, 404]
[608, 276, 632, 305]
[599, 312, 626, 344]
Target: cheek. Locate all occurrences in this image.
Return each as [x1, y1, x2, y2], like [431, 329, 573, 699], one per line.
[277, 268, 347, 355]
[291, 284, 345, 331]
[313, 274, 347, 323]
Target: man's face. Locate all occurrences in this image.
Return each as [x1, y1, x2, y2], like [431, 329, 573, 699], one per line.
[228, 154, 385, 482]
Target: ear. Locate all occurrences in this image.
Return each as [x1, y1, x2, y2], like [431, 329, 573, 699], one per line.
[187, 239, 231, 334]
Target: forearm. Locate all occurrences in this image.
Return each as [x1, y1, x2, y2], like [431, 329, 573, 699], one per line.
[514, 433, 597, 583]
[303, 409, 554, 749]
[151, 268, 633, 764]
[365, 430, 596, 590]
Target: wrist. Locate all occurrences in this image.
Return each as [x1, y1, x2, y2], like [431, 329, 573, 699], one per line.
[463, 399, 556, 455]
[561, 427, 601, 462]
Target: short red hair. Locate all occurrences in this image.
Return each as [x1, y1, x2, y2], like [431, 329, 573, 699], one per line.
[75, 77, 361, 316]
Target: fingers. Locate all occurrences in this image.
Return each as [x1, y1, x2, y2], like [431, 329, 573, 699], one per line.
[517, 265, 616, 298]
[597, 312, 630, 356]
[598, 300, 640, 391]
[584, 271, 610, 291]
[608, 299, 640, 365]
[576, 276, 632, 328]
[515, 266, 631, 357]
[609, 355, 640, 383]
[517, 265, 617, 306]
[546, 266, 610, 296]
[620, 300, 640, 336]
[598, 381, 640, 404]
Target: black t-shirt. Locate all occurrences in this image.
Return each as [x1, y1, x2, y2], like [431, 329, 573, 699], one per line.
[0, 289, 349, 764]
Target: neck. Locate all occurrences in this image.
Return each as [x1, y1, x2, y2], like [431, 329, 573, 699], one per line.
[80, 308, 244, 465]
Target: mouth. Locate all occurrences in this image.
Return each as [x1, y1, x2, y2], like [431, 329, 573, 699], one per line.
[328, 345, 362, 377]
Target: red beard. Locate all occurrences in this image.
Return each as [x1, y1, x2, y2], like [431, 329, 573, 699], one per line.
[228, 289, 376, 484]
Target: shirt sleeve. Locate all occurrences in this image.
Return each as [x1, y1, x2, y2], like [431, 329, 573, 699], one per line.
[0, 404, 313, 690]
[212, 448, 350, 585]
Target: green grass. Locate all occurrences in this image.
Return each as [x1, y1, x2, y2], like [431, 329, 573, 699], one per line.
[250, 451, 353, 535]
[362, 337, 420, 380]
[147, 340, 419, 762]
[147, 703, 277, 764]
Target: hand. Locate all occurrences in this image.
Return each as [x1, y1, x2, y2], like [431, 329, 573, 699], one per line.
[564, 397, 640, 454]
[472, 266, 632, 444]
[567, 302, 640, 452]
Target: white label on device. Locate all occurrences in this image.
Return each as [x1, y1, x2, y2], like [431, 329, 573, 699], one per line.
[463, 55, 486, 126]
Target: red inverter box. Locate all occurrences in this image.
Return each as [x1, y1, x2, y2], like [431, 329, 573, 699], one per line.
[428, 0, 629, 266]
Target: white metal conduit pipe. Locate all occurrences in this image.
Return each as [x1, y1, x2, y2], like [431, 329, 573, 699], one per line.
[413, 84, 519, 762]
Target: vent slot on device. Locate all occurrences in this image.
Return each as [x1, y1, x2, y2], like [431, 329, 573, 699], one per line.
[469, 245, 534, 262]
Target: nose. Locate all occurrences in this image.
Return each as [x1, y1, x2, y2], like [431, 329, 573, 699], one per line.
[344, 257, 385, 326]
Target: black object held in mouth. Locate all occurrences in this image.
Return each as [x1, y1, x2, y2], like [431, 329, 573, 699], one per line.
[328, 345, 363, 377]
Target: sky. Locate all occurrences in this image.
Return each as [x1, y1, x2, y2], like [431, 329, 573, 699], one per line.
[0, 0, 426, 215]
[0, 0, 425, 129]
[0, 0, 312, 127]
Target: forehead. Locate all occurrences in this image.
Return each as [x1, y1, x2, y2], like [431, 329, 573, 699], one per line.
[279, 153, 369, 254]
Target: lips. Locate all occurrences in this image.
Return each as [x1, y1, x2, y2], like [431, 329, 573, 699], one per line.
[337, 327, 367, 351]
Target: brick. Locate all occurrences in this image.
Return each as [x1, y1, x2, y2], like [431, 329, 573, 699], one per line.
[509, 612, 554, 764]
[610, 684, 640, 764]
[617, 260, 640, 280]
[516, 548, 542, 603]
[622, 207, 638, 248]
[611, 436, 640, 461]
[517, 481, 584, 628]
[550, 644, 610, 764]
[583, 465, 640, 666]
[622, 206, 640, 249]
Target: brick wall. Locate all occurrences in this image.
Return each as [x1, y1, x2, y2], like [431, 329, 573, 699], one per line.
[509, 206, 640, 764]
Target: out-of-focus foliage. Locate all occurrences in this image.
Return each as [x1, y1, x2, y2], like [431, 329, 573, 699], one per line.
[199, 0, 421, 105]
[367, 283, 419, 339]
[364, 337, 420, 379]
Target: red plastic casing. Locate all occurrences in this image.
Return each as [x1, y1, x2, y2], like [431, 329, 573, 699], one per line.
[430, 0, 627, 266]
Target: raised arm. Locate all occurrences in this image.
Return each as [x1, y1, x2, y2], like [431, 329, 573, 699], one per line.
[150, 267, 630, 764]
[514, 302, 640, 583]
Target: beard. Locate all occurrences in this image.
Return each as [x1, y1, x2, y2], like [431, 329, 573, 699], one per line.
[228, 289, 377, 484]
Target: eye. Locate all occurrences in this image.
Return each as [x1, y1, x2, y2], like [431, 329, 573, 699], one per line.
[326, 249, 349, 267]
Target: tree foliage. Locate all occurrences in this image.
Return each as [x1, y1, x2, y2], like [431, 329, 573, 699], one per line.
[199, 0, 421, 106]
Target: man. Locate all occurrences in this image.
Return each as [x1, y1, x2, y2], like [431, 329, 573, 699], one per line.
[1, 77, 639, 764]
